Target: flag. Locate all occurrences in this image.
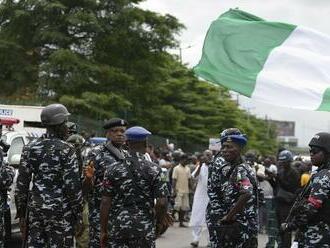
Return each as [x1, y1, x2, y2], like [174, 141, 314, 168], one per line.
[194, 9, 330, 111]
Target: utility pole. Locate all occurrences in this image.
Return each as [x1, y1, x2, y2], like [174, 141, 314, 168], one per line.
[179, 45, 193, 64]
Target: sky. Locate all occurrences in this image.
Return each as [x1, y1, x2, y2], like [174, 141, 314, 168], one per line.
[139, 0, 330, 147]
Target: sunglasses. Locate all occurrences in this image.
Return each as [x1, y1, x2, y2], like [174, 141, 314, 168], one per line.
[309, 147, 323, 155]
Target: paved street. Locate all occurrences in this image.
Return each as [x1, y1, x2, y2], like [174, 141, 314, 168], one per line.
[157, 225, 269, 248]
[9, 225, 269, 248]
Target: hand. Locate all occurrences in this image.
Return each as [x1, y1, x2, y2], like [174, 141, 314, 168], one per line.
[100, 231, 109, 248]
[84, 161, 95, 179]
[19, 218, 27, 240]
[75, 222, 84, 237]
[220, 215, 234, 224]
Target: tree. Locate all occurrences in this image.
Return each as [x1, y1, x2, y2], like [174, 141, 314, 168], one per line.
[0, 0, 278, 153]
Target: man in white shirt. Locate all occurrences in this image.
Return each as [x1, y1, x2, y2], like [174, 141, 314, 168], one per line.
[189, 150, 212, 247]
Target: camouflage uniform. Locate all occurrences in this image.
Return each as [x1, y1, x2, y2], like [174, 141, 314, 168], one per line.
[0, 159, 14, 248]
[102, 153, 169, 248]
[67, 134, 89, 247]
[15, 136, 83, 247]
[206, 155, 258, 248]
[288, 165, 330, 247]
[86, 143, 126, 248]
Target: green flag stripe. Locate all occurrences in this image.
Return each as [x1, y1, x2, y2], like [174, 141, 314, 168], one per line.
[194, 9, 296, 97]
[317, 88, 330, 111]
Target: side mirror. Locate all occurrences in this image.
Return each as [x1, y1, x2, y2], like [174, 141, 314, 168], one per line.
[8, 154, 21, 166]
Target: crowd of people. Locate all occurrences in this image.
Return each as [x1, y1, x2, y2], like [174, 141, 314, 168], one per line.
[146, 135, 322, 248]
[0, 103, 330, 248]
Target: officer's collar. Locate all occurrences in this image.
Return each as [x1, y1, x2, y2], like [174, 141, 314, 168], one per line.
[319, 161, 330, 171]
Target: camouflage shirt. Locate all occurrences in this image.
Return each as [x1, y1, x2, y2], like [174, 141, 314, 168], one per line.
[206, 155, 258, 246]
[0, 158, 14, 247]
[15, 136, 82, 221]
[102, 152, 169, 240]
[85, 142, 127, 207]
[0, 159, 14, 209]
[289, 166, 330, 246]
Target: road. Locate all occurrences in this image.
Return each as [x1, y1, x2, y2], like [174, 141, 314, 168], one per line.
[157, 224, 269, 248]
[9, 226, 269, 248]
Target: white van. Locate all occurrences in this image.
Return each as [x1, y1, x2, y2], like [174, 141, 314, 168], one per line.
[1, 117, 44, 242]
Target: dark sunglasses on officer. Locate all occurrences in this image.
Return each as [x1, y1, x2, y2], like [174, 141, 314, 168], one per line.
[309, 147, 323, 155]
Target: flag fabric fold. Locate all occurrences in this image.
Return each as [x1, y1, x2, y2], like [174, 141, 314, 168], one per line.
[194, 9, 330, 111]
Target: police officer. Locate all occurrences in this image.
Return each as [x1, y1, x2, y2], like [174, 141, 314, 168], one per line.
[276, 150, 300, 248]
[83, 118, 128, 248]
[67, 129, 88, 248]
[100, 126, 168, 248]
[206, 128, 258, 248]
[66, 126, 85, 175]
[15, 103, 83, 247]
[0, 149, 14, 248]
[282, 132, 330, 246]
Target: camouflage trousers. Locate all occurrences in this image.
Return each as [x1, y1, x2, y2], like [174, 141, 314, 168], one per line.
[27, 209, 74, 248]
[297, 222, 330, 248]
[207, 224, 257, 248]
[0, 208, 3, 248]
[75, 201, 89, 248]
[88, 207, 101, 248]
[265, 198, 279, 248]
[108, 237, 155, 248]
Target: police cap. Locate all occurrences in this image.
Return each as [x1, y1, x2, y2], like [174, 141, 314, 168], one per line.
[220, 128, 247, 146]
[103, 118, 128, 130]
[309, 132, 330, 153]
[125, 126, 151, 141]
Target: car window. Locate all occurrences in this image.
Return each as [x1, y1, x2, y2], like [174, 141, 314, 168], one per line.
[8, 137, 24, 161]
[1, 134, 7, 143]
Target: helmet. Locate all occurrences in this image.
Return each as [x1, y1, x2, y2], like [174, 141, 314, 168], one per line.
[67, 134, 85, 145]
[278, 150, 293, 162]
[41, 104, 70, 126]
[309, 132, 330, 153]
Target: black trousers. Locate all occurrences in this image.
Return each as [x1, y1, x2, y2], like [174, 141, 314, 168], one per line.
[276, 201, 292, 248]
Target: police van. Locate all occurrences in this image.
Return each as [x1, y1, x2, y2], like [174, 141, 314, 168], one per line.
[1, 127, 40, 241]
[0, 105, 45, 242]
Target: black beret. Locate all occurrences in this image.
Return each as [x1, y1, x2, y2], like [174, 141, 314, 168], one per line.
[103, 118, 128, 129]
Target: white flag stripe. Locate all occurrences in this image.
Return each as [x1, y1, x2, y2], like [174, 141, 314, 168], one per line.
[252, 26, 330, 110]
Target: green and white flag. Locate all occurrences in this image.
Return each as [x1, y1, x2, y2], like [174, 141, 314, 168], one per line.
[194, 9, 330, 111]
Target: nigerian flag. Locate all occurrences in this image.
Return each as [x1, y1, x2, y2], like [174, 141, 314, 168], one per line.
[194, 9, 330, 111]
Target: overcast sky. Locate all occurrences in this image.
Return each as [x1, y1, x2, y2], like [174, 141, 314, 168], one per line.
[139, 0, 330, 147]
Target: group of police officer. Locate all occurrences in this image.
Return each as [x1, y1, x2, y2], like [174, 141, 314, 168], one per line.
[12, 103, 168, 248]
[0, 102, 330, 248]
[206, 128, 330, 247]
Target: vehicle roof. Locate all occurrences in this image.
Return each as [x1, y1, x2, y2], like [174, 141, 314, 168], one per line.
[89, 137, 107, 144]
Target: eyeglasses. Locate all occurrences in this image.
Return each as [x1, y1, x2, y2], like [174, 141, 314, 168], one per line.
[309, 147, 322, 155]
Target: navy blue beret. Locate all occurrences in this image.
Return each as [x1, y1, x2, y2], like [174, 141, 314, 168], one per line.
[220, 128, 248, 146]
[103, 118, 128, 130]
[125, 126, 151, 141]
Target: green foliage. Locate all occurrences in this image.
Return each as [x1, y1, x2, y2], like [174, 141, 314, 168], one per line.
[0, 0, 278, 154]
